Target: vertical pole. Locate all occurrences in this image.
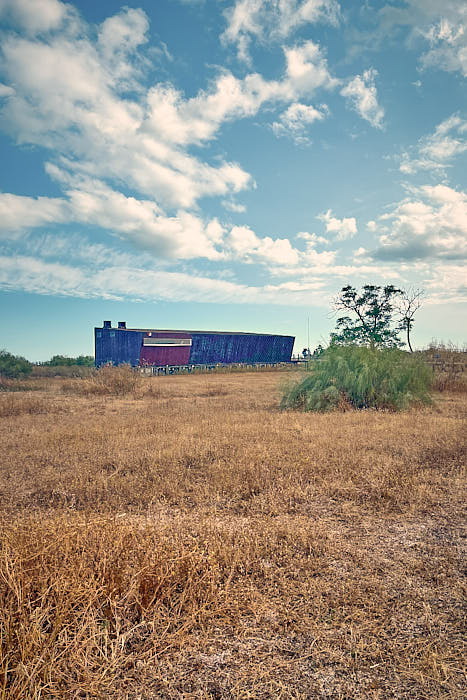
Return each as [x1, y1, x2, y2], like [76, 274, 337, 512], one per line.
[307, 315, 310, 356]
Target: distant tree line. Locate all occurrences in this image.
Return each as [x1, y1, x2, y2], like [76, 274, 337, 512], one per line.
[41, 355, 94, 367]
[1, 351, 94, 379]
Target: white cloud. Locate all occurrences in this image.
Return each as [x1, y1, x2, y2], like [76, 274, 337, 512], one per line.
[0, 179, 227, 261]
[267, 259, 403, 282]
[144, 41, 337, 149]
[284, 41, 338, 95]
[0, 5, 253, 211]
[222, 0, 340, 63]
[421, 17, 467, 77]
[297, 231, 327, 244]
[423, 263, 467, 304]
[225, 225, 336, 269]
[353, 247, 368, 259]
[340, 68, 384, 129]
[317, 209, 357, 240]
[399, 113, 467, 174]
[0, 252, 339, 306]
[61, 174, 228, 260]
[222, 200, 247, 213]
[228, 225, 301, 265]
[25, 233, 152, 269]
[272, 102, 327, 144]
[0, 83, 14, 97]
[97, 7, 150, 87]
[372, 184, 467, 261]
[0, 3, 341, 218]
[377, 1, 467, 78]
[0, 193, 68, 237]
[1, 179, 349, 268]
[0, 0, 71, 35]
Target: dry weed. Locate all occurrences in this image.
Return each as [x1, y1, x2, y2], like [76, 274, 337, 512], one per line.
[0, 371, 465, 698]
[0, 394, 53, 417]
[63, 364, 143, 397]
[432, 369, 467, 393]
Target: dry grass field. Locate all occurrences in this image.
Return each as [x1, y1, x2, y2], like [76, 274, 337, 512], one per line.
[0, 369, 466, 698]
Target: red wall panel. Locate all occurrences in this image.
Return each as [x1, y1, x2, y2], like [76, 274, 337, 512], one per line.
[139, 332, 191, 366]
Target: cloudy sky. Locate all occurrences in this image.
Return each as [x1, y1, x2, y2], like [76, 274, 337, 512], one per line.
[0, 0, 466, 360]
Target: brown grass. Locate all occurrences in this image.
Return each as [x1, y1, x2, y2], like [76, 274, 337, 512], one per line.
[31, 364, 94, 379]
[61, 363, 143, 397]
[0, 394, 57, 418]
[421, 346, 467, 393]
[0, 372, 465, 698]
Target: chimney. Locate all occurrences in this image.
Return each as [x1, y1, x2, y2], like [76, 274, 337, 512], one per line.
[103, 321, 112, 328]
[118, 321, 126, 329]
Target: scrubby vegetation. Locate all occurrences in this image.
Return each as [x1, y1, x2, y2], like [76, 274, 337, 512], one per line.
[0, 349, 32, 379]
[282, 345, 433, 412]
[419, 342, 467, 393]
[42, 354, 95, 366]
[0, 369, 465, 698]
[32, 354, 95, 378]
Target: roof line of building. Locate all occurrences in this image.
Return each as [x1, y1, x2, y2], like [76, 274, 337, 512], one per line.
[95, 327, 294, 338]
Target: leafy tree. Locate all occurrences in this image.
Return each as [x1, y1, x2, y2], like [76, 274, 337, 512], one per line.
[331, 284, 403, 348]
[0, 349, 32, 379]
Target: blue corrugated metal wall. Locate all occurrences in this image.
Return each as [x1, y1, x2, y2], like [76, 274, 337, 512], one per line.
[189, 333, 294, 364]
[95, 329, 142, 367]
[95, 327, 295, 366]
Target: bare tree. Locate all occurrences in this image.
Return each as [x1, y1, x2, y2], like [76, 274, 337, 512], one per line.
[396, 288, 425, 352]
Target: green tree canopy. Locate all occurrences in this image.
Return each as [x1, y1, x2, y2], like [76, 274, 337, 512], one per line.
[43, 355, 94, 367]
[331, 284, 404, 348]
[0, 350, 32, 379]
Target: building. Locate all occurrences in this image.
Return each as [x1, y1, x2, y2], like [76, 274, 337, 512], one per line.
[94, 322, 295, 367]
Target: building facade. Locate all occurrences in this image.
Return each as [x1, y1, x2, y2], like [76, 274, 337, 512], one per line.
[94, 322, 295, 367]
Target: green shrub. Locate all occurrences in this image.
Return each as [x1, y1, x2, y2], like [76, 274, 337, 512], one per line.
[281, 345, 433, 412]
[0, 349, 32, 379]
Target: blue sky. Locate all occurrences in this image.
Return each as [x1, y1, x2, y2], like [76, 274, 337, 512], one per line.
[0, 0, 466, 361]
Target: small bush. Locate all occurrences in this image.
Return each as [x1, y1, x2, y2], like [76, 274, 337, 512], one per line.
[282, 345, 433, 412]
[0, 349, 32, 379]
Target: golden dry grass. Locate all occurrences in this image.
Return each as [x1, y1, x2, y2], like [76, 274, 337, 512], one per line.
[0, 371, 465, 698]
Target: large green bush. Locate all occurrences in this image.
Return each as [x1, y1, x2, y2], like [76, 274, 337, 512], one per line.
[0, 350, 33, 379]
[282, 345, 433, 412]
